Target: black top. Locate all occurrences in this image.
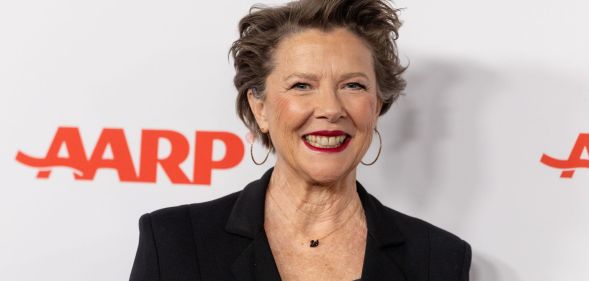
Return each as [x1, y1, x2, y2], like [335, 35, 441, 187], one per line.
[129, 168, 471, 281]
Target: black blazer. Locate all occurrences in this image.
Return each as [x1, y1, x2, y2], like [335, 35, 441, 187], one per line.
[130, 168, 471, 281]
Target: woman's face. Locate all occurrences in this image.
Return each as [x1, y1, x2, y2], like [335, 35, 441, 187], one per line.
[249, 27, 382, 184]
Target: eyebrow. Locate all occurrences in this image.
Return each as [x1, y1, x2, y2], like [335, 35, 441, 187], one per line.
[284, 72, 319, 81]
[284, 72, 369, 81]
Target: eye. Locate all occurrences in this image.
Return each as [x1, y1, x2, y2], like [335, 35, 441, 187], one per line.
[290, 82, 312, 91]
[343, 82, 367, 90]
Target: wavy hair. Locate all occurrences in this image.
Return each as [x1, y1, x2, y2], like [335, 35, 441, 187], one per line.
[230, 0, 406, 148]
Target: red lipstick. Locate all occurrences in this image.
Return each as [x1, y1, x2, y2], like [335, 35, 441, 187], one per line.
[302, 130, 351, 153]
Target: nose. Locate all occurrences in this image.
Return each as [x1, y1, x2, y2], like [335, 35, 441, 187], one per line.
[314, 87, 346, 122]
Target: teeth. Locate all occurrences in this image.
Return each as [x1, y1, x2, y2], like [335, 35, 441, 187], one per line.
[304, 135, 347, 148]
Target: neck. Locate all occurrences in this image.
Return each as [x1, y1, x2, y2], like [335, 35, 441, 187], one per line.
[266, 162, 361, 236]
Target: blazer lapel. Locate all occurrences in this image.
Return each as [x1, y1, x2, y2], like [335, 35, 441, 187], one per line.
[226, 168, 281, 281]
[230, 230, 281, 281]
[361, 234, 407, 280]
[224, 169, 409, 281]
[357, 182, 408, 281]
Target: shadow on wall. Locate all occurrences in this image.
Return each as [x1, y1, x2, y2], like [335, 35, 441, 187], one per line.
[374, 56, 588, 280]
[377, 58, 512, 281]
[377, 57, 499, 224]
[471, 253, 522, 281]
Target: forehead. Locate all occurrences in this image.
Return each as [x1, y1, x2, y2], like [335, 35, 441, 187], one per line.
[271, 27, 375, 76]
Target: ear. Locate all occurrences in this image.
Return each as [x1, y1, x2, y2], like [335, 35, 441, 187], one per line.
[247, 89, 269, 133]
[370, 98, 383, 130]
[375, 98, 384, 116]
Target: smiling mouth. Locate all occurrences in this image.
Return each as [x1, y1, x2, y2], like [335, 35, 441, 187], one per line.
[302, 131, 351, 152]
[304, 135, 347, 148]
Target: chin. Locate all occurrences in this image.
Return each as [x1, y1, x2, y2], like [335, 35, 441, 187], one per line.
[300, 163, 354, 185]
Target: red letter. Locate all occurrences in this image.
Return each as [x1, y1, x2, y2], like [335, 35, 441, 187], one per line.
[15, 127, 89, 179]
[137, 130, 191, 184]
[541, 133, 589, 178]
[80, 128, 138, 181]
[193, 131, 244, 185]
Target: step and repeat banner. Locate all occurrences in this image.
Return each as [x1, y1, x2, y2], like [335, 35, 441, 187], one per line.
[1, 0, 588, 280]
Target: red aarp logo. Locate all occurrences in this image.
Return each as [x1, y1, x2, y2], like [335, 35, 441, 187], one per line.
[541, 133, 589, 178]
[16, 127, 245, 185]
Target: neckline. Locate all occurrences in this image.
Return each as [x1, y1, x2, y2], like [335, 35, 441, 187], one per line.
[225, 167, 405, 246]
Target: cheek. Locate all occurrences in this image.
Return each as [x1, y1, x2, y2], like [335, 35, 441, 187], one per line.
[343, 95, 380, 129]
[267, 96, 312, 143]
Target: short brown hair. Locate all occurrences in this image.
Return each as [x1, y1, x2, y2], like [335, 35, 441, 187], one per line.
[230, 0, 406, 148]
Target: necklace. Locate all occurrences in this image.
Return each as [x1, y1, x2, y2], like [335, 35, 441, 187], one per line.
[267, 188, 363, 248]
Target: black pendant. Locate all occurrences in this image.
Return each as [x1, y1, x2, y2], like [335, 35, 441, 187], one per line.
[310, 239, 319, 247]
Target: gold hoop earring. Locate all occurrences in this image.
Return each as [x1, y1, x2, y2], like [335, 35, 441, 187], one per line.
[361, 128, 382, 166]
[250, 137, 271, 165]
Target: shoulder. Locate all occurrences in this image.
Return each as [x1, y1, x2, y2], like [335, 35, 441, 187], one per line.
[134, 191, 243, 267]
[384, 204, 468, 248]
[363, 189, 469, 250]
[131, 191, 245, 281]
[143, 190, 242, 233]
[378, 201, 472, 278]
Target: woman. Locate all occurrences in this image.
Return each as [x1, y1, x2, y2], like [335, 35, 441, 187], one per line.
[130, 0, 471, 280]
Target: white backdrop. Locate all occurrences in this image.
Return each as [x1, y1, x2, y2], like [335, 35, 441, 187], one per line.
[1, 0, 588, 280]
